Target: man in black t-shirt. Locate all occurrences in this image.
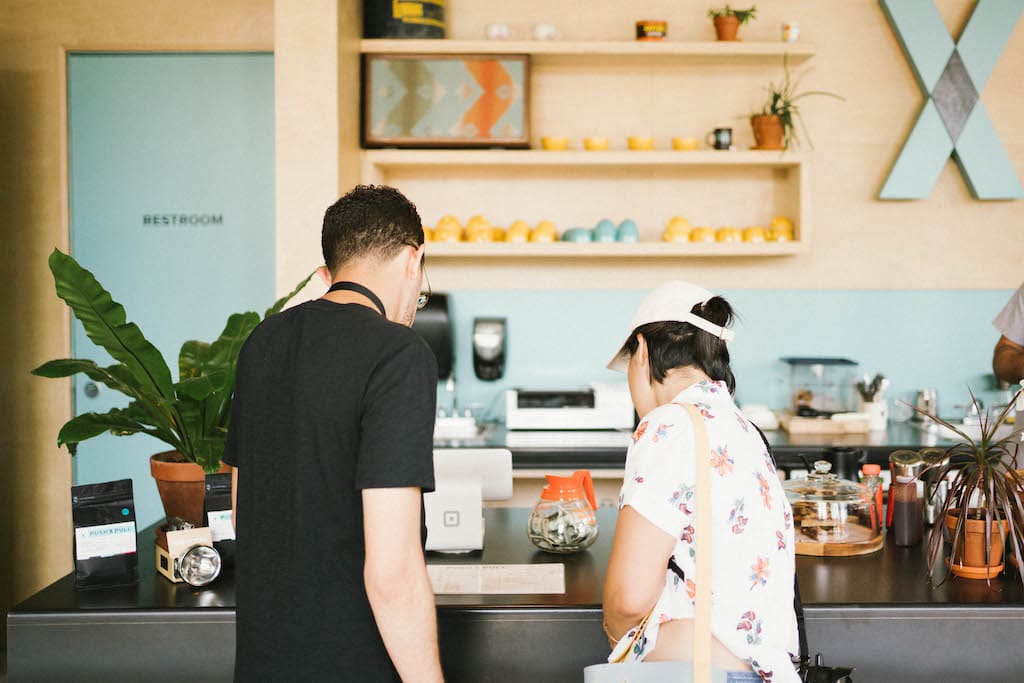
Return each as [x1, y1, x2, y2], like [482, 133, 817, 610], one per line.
[224, 185, 443, 681]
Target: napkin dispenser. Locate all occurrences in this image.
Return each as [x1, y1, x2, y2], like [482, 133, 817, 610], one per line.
[505, 383, 633, 430]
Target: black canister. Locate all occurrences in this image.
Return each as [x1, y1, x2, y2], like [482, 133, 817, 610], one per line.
[364, 0, 446, 38]
[825, 447, 866, 482]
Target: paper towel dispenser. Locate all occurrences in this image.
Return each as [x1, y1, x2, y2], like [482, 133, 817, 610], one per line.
[411, 293, 453, 379]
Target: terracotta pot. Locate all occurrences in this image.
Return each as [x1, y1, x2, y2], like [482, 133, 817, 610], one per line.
[751, 114, 785, 150]
[713, 16, 740, 41]
[150, 450, 229, 526]
[944, 510, 1009, 579]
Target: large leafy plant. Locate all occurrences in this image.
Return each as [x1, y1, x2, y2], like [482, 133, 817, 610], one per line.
[917, 389, 1024, 586]
[32, 248, 313, 472]
[759, 54, 844, 149]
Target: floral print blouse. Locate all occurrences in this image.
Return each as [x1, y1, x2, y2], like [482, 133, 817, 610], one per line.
[608, 380, 799, 682]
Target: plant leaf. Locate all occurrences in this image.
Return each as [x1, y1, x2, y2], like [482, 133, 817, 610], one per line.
[47, 249, 175, 402]
[265, 270, 317, 319]
[56, 410, 168, 455]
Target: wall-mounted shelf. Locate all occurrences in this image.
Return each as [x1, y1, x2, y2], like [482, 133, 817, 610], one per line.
[362, 149, 806, 171]
[360, 39, 815, 64]
[424, 240, 804, 258]
[357, 42, 815, 261]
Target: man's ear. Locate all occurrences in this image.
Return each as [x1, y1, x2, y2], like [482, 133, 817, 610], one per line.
[316, 265, 332, 286]
[404, 243, 424, 279]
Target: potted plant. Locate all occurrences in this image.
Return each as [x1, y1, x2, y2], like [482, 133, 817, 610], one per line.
[752, 54, 844, 150]
[915, 390, 1024, 583]
[32, 248, 313, 525]
[707, 4, 757, 41]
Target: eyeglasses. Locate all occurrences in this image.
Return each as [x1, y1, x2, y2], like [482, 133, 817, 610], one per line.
[416, 250, 430, 310]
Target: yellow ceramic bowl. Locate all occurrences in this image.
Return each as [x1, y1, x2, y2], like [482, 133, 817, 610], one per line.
[627, 136, 655, 151]
[506, 220, 531, 242]
[742, 226, 767, 242]
[540, 136, 570, 151]
[432, 225, 461, 243]
[671, 137, 699, 151]
[662, 226, 689, 243]
[666, 215, 690, 231]
[491, 227, 506, 242]
[715, 227, 741, 243]
[583, 137, 609, 151]
[689, 227, 715, 243]
[530, 220, 559, 242]
[423, 227, 435, 242]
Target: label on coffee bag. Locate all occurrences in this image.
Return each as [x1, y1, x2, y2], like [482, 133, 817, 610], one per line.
[74, 521, 137, 560]
[208, 510, 236, 542]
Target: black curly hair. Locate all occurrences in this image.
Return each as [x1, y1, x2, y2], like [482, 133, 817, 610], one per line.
[321, 185, 423, 272]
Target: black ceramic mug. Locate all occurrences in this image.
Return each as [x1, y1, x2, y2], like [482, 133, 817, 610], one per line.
[705, 127, 732, 150]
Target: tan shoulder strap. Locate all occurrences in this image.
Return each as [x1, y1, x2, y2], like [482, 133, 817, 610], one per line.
[681, 403, 712, 683]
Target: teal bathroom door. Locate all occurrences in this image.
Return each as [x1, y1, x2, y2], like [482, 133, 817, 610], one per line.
[67, 53, 275, 527]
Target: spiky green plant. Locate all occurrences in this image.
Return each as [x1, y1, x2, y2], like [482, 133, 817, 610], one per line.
[759, 54, 845, 149]
[32, 248, 314, 472]
[915, 389, 1024, 586]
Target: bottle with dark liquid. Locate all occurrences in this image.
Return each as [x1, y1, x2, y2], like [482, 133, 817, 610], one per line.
[889, 450, 925, 547]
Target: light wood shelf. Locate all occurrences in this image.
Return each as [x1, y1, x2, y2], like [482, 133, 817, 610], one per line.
[360, 39, 815, 63]
[424, 241, 804, 258]
[362, 149, 806, 171]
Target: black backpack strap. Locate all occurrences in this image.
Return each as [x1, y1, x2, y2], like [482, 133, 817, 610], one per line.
[751, 422, 809, 663]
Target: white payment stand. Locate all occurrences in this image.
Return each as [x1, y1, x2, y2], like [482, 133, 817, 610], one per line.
[424, 449, 513, 552]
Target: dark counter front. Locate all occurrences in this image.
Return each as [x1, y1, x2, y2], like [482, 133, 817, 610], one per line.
[9, 508, 1024, 682]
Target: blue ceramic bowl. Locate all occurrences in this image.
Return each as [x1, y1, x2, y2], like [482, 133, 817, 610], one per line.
[561, 227, 593, 243]
[616, 219, 640, 243]
[592, 220, 618, 243]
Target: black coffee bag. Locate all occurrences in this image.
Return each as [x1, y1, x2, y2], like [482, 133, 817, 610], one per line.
[204, 473, 236, 569]
[71, 478, 138, 589]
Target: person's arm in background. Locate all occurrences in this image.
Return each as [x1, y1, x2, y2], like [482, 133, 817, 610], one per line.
[603, 506, 675, 646]
[993, 335, 1024, 385]
[363, 486, 443, 682]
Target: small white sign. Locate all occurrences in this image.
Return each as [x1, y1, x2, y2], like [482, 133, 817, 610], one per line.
[427, 563, 565, 594]
[208, 510, 236, 542]
[74, 521, 137, 560]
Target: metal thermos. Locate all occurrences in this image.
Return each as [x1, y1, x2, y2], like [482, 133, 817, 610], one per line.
[911, 388, 937, 422]
[920, 450, 950, 526]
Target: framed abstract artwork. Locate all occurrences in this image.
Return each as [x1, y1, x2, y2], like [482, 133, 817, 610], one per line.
[362, 54, 529, 148]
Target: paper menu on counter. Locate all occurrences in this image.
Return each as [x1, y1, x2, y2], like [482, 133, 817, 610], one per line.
[427, 563, 565, 594]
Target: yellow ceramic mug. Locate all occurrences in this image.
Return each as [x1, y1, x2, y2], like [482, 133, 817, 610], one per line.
[672, 137, 699, 151]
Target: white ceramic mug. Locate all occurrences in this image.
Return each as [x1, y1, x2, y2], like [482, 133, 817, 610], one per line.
[861, 399, 889, 431]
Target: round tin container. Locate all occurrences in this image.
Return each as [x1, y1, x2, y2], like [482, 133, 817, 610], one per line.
[636, 20, 667, 41]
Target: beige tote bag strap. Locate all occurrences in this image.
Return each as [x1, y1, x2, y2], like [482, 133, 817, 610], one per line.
[681, 403, 712, 683]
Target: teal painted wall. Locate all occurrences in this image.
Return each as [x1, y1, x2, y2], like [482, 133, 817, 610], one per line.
[68, 53, 275, 528]
[443, 289, 1015, 421]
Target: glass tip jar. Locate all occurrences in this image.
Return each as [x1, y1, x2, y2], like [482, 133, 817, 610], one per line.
[528, 470, 599, 553]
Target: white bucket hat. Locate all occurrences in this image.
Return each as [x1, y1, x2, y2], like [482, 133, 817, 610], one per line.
[606, 280, 735, 373]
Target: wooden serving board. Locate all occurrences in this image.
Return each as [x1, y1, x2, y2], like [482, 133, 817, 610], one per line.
[796, 527, 885, 557]
[778, 412, 871, 434]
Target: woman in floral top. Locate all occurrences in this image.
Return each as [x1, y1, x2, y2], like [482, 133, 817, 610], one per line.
[602, 281, 799, 682]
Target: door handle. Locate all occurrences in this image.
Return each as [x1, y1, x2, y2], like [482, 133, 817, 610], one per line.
[83, 381, 100, 398]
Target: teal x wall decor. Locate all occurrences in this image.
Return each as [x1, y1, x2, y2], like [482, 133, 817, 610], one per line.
[879, 0, 1024, 200]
